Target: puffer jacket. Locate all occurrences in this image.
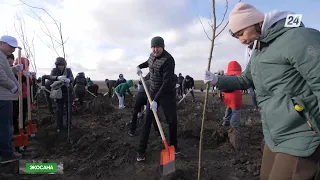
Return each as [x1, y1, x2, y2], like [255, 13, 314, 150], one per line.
[73, 72, 87, 96]
[218, 11, 320, 157]
[222, 61, 242, 109]
[49, 67, 74, 98]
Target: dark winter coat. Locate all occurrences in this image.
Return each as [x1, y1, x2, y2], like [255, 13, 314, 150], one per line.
[182, 76, 195, 94]
[115, 78, 126, 87]
[138, 50, 176, 101]
[49, 67, 74, 98]
[73, 72, 87, 98]
[105, 79, 117, 89]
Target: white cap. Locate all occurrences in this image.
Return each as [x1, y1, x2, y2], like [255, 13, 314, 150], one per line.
[0, 35, 18, 48]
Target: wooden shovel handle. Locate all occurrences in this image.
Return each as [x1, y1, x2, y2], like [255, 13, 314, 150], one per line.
[17, 49, 23, 130]
[25, 58, 32, 121]
[139, 74, 168, 149]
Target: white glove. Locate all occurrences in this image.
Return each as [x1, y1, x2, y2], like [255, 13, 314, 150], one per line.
[63, 78, 70, 83]
[85, 86, 88, 90]
[57, 76, 66, 81]
[150, 101, 157, 111]
[23, 71, 30, 77]
[136, 67, 142, 76]
[10, 86, 18, 93]
[40, 86, 46, 90]
[203, 70, 218, 85]
[175, 84, 180, 88]
[14, 64, 23, 71]
[183, 94, 186, 98]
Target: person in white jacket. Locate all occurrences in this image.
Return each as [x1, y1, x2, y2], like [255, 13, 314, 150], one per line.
[0, 35, 24, 162]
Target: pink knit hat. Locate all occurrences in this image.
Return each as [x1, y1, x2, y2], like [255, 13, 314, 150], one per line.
[229, 2, 264, 33]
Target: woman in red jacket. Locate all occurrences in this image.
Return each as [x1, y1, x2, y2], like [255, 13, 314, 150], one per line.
[222, 60, 242, 127]
[12, 57, 32, 134]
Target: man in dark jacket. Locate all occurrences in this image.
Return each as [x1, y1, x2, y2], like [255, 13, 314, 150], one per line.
[115, 74, 127, 87]
[105, 78, 116, 98]
[136, 36, 179, 161]
[73, 72, 87, 105]
[177, 73, 184, 97]
[41, 57, 74, 132]
[182, 75, 195, 102]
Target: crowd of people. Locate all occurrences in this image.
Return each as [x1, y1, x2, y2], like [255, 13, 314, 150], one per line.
[0, 2, 320, 179]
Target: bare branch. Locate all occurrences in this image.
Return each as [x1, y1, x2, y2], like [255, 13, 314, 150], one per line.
[29, 9, 61, 43]
[216, 0, 228, 29]
[197, 15, 212, 41]
[215, 0, 242, 38]
[215, 21, 228, 38]
[14, 14, 37, 73]
[19, 0, 68, 59]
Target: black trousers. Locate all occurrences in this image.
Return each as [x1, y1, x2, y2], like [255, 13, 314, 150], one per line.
[108, 87, 113, 98]
[130, 92, 147, 132]
[56, 96, 72, 130]
[178, 83, 183, 96]
[13, 99, 27, 135]
[138, 91, 178, 154]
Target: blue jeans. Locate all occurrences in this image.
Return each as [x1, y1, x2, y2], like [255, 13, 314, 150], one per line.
[223, 107, 241, 127]
[249, 88, 258, 109]
[0, 100, 14, 157]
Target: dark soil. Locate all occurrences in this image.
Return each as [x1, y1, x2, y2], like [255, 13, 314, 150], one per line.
[0, 92, 263, 180]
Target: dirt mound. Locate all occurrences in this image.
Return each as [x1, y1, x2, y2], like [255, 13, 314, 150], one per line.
[0, 93, 263, 180]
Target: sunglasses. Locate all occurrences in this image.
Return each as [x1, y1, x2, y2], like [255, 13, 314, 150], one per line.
[229, 29, 243, 39]
[229, 29, 236, 37]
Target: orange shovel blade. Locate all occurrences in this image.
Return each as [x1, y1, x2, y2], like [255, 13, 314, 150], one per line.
[160, 145, 175, 175]
[14, 129, 29, 147]
[26, 121, 37, 136]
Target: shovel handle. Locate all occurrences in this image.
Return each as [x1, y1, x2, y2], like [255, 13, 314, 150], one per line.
[178, 89, 191, 104]
[25, 58, 32, 121]
[17, 49, 23, 130]
[86, 89, 97, 97]
[36, 84, 51, 94]
[139, 74, 169, 149]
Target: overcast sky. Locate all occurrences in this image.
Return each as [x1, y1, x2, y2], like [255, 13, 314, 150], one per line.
[1, 0, 319, 80]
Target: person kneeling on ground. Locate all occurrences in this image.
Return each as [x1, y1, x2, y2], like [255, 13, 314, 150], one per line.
[204, 2, 320, 179]
[73, 72, 87, 106]
[182, 75, 195, 102]
[221, 60, 242, 128]
[114, 80, 133, 109]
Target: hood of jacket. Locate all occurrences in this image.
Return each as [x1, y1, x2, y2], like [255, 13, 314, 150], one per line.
[77, 72, 85, 78]
[126, 80, 133, 87]
[246, 10, 303, 62]
[225, 60, 242, 76]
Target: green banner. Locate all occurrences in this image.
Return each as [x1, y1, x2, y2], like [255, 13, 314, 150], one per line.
[25, 163, 57, 173]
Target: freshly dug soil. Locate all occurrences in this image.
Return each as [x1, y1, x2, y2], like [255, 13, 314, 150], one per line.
[0, 92, 263, 180]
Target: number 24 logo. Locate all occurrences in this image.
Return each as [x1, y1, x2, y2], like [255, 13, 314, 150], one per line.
[284, 14, 302, 27]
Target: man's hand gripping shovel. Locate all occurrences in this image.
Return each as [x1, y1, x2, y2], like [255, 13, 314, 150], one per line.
[14, 48, 29, 150]
[177, 89, 191, 104]
[139, 74, 175, 175]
